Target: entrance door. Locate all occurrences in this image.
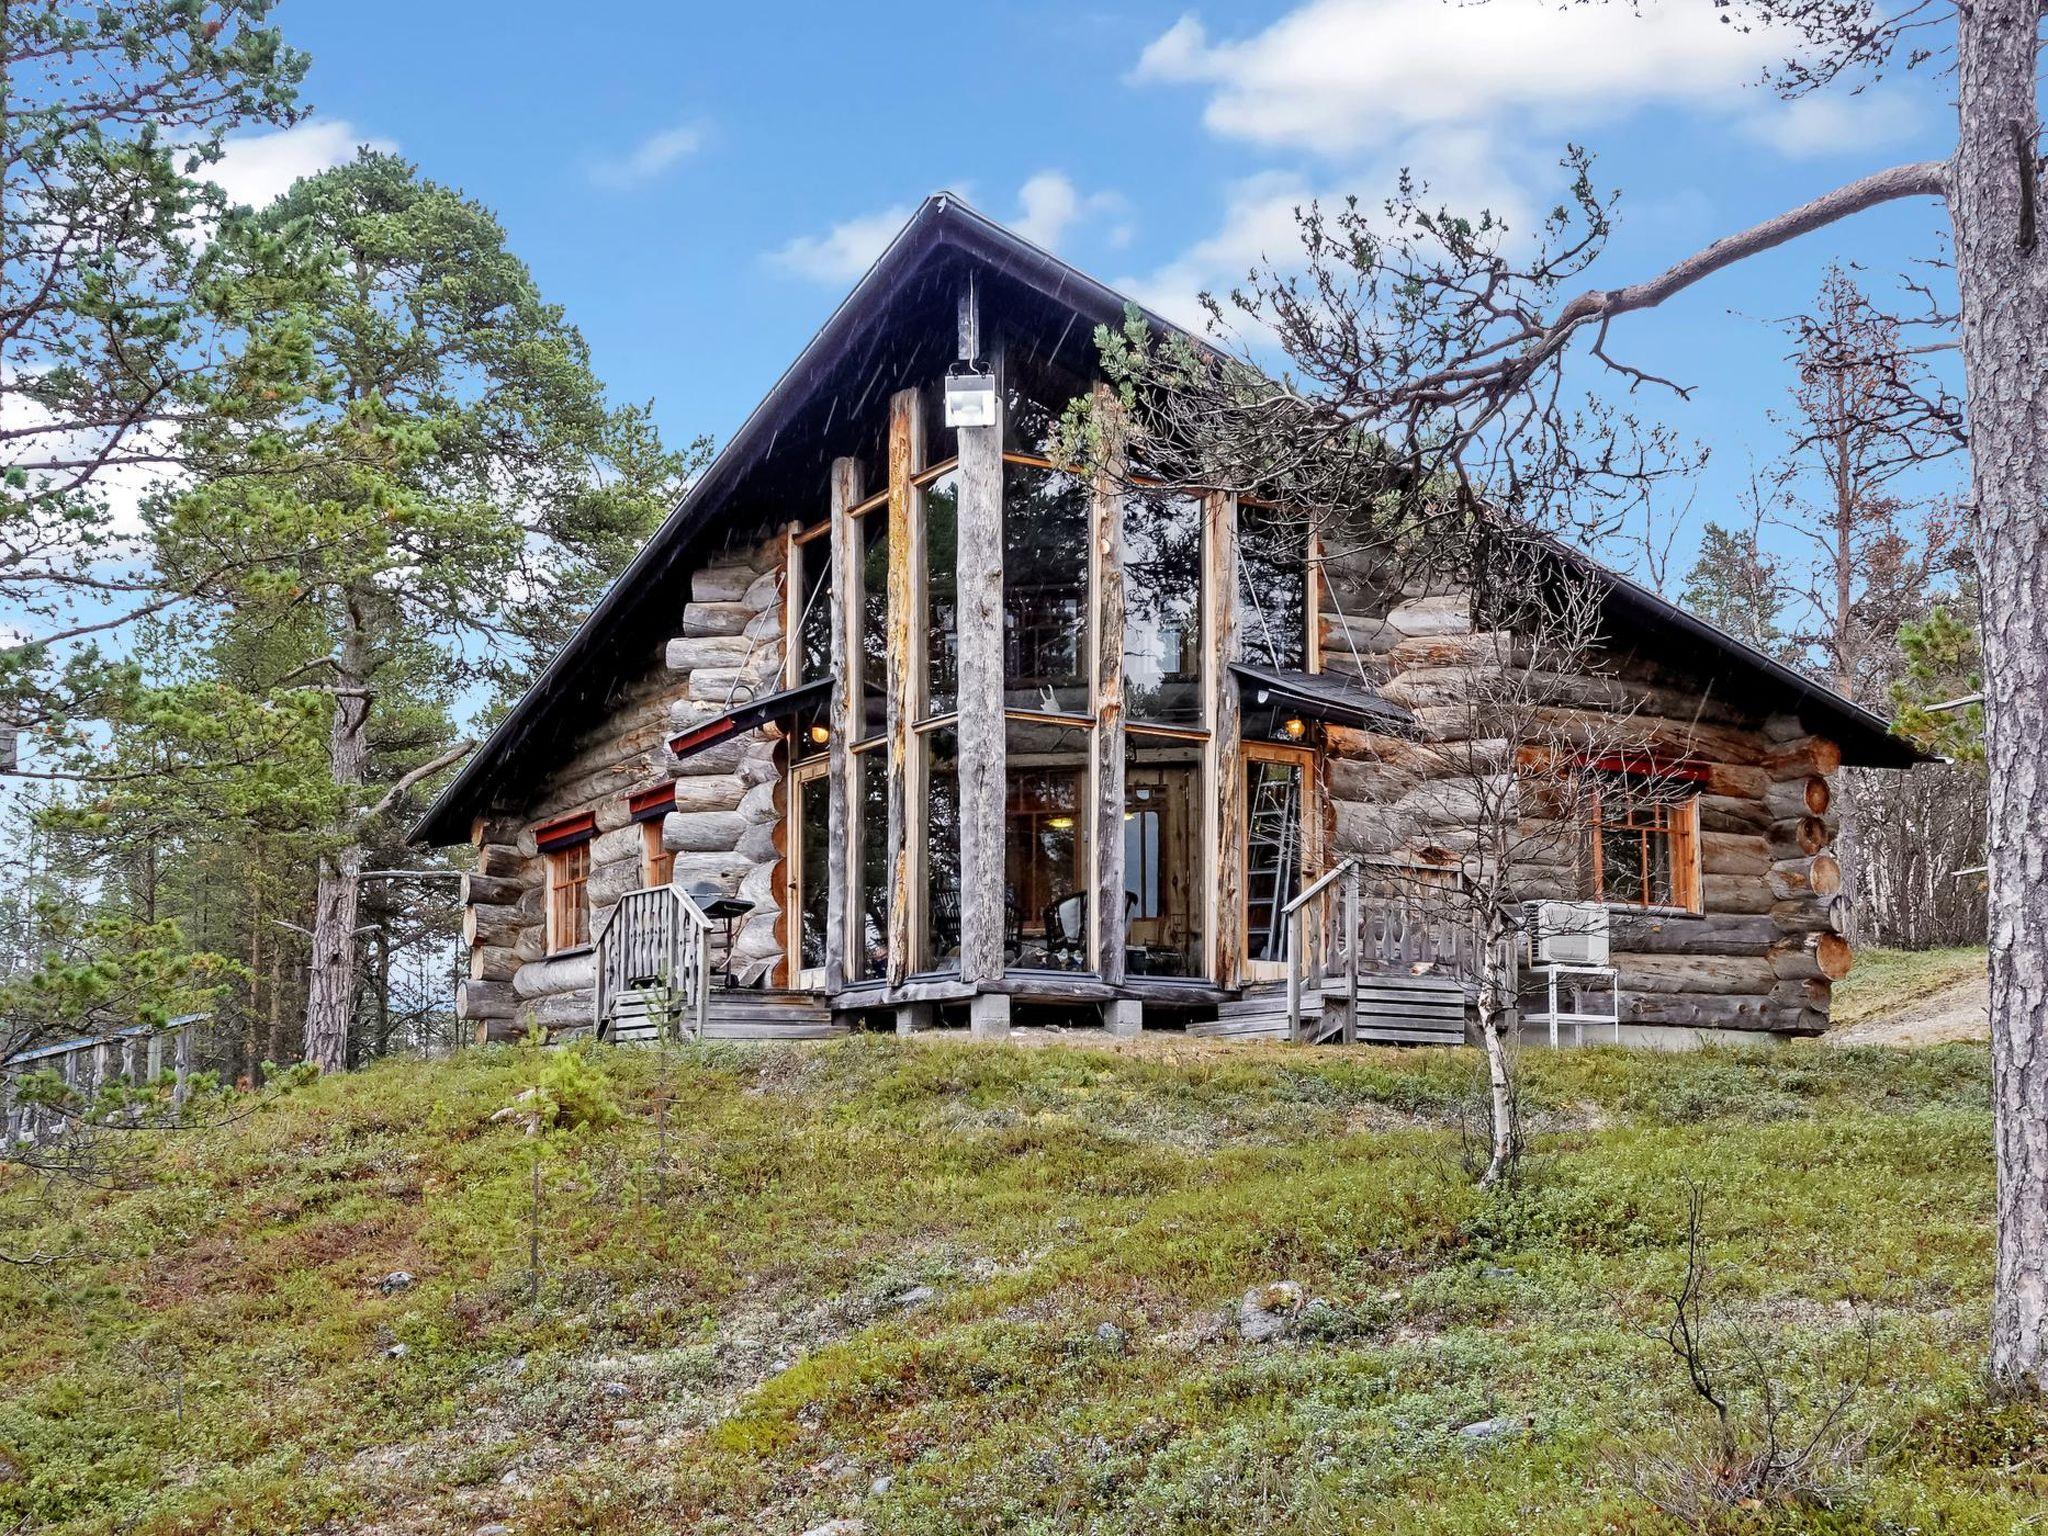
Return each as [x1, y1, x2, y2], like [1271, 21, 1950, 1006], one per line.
[791, 760, 831, 991]
[1241, 743, 1314, 981]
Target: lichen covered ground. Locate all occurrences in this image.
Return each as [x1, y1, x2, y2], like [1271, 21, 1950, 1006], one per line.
[0, 1032, 2038, 1534]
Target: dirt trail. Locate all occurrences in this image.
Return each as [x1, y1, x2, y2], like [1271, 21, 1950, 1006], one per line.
[1827, 975, 1990, 1047]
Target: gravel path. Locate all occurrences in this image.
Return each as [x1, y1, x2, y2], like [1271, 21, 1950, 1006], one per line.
[1827, 975, 1990, 1047]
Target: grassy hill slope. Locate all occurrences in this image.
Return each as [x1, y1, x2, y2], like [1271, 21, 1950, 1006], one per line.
[1, 1035, 2040, 1535]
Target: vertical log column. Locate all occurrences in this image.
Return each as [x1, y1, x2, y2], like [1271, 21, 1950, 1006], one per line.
[1207, 490, 1245, 990]
[957, 334, 1009, 1039]
[1090, 386, 1132, 1002]
[824, 458, 864, 995]
[884, 389, 923, 990]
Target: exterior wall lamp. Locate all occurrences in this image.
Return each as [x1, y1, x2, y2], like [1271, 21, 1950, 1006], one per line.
[944, 360, 997, 427]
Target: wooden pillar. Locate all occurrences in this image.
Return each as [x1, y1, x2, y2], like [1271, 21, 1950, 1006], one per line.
[825, 458, 864, 993]
[1091, 383, 1128, 983]
[956, 332, 1008, 988]
[1208, 490, 1245, 988]
[884, 388, 923, 988]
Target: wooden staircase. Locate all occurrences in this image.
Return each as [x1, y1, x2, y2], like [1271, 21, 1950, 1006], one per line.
[601, 986, 844, 1044]
[1188, 977, 1471, 1046]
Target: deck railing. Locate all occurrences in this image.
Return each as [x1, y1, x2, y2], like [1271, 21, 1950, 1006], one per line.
[1285, 858, 1518, 1039]
[592, 883, 711, 1040]
[2, 1014, 201, 1148]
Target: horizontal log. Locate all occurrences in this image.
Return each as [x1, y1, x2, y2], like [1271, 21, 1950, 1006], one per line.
[512, 950, 597, 999]
[665, 634, 757, 672]
[1701, 832, 1772, 877]
[1615, 954, 1778, 995]
[1763, 774, 1832, 820]
[455, 979, 516, 1021]
[1764, 736, 1843, 780]
[1767, 853, 1842, 901]
[1771, 976, 1831, 1012]
[1771, 896, 1852, 935]
[1387, 594, 1472, 637]
[464, 905, 524, 948]
[517, 989, 594, 1032]
[1615, 991, 1806, 1031]
[661, 810, 750, 852]
[1702, 873, 1775, 915]
[474, 1018, 526, 1045]
[691, 565, 757, 604]
[1610, 911, 1780, 956]
[1697, 794, 1772, 835]
[461, 872, 525, 906]
[1694, 763, 1772, 800]
[1768, 931, 1854, 982]
[468, 945, 519, 983]
[1767, 816, 1831, 859]
[682, 600, 752, 637]
[477, 844, 525, 879]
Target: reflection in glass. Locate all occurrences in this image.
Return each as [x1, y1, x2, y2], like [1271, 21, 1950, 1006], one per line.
[856, 750, 889, 981]
[924, 470, 959, 714]
[1244, 757, 1304, 964]
[797, 772, 830, 975]
[795, 535, 832, 686]
[1005, 718, 1090, 972]
[858, 511, 888, 740]
[921, 728, 961, 972]
[1238, 504, 1309, 672]
[1004, 461, 1091, 713]
[1124, 736, 1204, 978]
[1124, 489, 1203, 724]
[1002, 345, 1089, 459]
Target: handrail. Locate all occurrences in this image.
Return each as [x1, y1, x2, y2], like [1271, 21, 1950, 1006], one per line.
[1283, 856, 1358, 918]
[3, 1015, 199, 1147]
[592, 883, 711, 1041]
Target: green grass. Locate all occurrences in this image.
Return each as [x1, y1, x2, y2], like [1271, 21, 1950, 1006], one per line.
[0, 1035, 2033, 1535]
[1834, 946, 1987, 1028]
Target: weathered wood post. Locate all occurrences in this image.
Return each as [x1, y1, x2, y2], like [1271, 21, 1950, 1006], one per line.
[955, 298, 1011, 1041]
[1207, 491, 1244, 990]
[825, 457, 864, 999]
[172, 1024, 192, 1114]
[884, 387, 924, 1014]
[1091, 385, 1141, 1038]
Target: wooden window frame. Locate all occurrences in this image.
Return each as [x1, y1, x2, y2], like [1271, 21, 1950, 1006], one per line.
[1585, 777, 1703, 914]
[543, 837, 592, 954]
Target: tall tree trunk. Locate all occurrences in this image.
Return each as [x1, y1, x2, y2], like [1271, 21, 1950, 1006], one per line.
[303, 602, 373, 1074]
[1957, 0, 2048, 1395]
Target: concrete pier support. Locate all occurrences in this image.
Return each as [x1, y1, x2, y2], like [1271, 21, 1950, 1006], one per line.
[968, 993, 1012, 1041]
[1101, 999, 1144, 1038]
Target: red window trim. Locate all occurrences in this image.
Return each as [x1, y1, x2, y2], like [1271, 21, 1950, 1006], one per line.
[535, 811, 596, 852]
[628, 785, 676, 824]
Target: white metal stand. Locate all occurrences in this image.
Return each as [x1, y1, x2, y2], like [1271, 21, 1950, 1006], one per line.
[1525, 962, 1620, 1047]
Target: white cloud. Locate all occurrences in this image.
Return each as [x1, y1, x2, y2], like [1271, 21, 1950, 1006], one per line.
[1134, 0, 1781, 156]
[1737, 89, 1924, 159]
[771, 174, 1132, 285]
[1014, 171, 1134, 253]
[768, 202, 918, 283]
[1120, 133, 1534, 334]
[589, 123, 706, 190]
[205, 119, 395, 210]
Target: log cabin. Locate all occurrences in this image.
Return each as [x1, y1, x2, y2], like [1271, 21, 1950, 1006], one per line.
[410, 193, 1929, 1050]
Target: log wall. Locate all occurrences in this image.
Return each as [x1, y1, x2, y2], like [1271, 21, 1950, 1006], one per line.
[1316, 559, 1849, 1039]
[457, 531, 791, 1040]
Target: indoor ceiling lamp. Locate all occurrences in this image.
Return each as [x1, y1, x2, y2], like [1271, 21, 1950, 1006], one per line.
[1281, 716, 1307, 741]
[807, 723, 830, 746]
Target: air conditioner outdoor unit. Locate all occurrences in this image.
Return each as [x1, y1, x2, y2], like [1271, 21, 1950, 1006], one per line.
[1529, 901, 1610, 967]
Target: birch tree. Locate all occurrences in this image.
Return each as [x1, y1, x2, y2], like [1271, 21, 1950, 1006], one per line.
[1100, 0, 2048, 1393]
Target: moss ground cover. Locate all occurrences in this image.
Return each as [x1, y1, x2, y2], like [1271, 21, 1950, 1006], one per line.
[0, 1034, 2032, 1534]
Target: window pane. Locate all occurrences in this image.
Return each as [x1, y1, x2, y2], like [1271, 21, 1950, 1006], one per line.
[1125, 736, 1205, 978]
[922, 728, 961, 973]
[1244, 759, 1304, 963]
[1125, 489, 1204, 725]
[795, 535, 832, 686]
[856, 751, 889, 981]
[1006, 717, 1090, 972]
[1238, 504, 1308, 672]
[1004, 461, 1091, 712]
[924, 470, 959, 715]
[1002, 345, 1089, 459]
[859, 510, 888, 741]
[798, 773, 830, 975]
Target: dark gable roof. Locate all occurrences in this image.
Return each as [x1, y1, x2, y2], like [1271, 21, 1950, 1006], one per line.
[413, 194, 1927, 845]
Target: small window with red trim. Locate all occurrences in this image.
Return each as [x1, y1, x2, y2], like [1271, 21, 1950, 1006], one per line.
[538, 813, 595, 952]
[628, 786, 675, 891]
[1583, 773, 1702, 913]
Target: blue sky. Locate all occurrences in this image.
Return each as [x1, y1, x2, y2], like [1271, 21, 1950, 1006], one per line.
[227, 0, 1961, 588]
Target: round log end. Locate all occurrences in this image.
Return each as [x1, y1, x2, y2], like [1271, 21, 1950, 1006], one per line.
[1816, 932, 1853, 980]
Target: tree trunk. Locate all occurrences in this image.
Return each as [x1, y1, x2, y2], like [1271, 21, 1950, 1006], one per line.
[304, 605, 373, 1074]
[1956, 0, 2048, 1395]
